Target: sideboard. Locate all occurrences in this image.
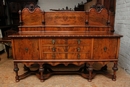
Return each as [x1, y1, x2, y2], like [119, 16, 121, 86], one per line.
[9, 3, 123, 82]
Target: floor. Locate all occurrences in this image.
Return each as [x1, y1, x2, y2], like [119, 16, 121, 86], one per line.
[1, 52, 130, 87]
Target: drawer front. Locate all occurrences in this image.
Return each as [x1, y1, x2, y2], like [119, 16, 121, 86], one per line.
[40, 38, 92, 60]
[41, 53, 66, 59]
[41, 39, 91, 45]
[68, 53, 90, 59]
[41, 39, 66, 45]
[93, 38, 118, 59]
[68, 39, 91, 45]
[41, 53, 90, 59]
[68, 46, 91, 52]
[41, 46, 66, 52]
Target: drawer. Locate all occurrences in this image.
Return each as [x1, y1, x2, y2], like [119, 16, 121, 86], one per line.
[41, 39, 92, 45]
[42, 46, 91, 53]
[68, 46, 91, 52]
[41, 46, 66, 52]
[41, 53, 90, 59]
[41, 39, 66, 45]
[41, 53, 66, 59]
[68, 53, 90, 59]
[68, 39, 91, 45]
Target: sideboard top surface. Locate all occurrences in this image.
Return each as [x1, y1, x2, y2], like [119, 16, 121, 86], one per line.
[9, 31, 123, 38]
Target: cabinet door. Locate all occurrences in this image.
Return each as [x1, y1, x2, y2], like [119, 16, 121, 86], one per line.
[13, 39, 39, 60]
[93, 38, 118, 59]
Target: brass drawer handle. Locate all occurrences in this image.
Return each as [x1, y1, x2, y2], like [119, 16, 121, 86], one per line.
[52, 39, 55, 44]
[52, 47, 56, 52]
[77, 47, 81, 52]
[77, 39, 81, 44]
[25, 48, 28, 52]
[104, 47, 107, 52]
[77, 54, 80, 59]
[52, 54, 56, 59]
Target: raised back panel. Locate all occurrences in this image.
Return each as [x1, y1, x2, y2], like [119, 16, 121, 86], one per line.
[21, 7, 44, 25]
[45, 11, 86, 25]
[88, 8, 109, 26]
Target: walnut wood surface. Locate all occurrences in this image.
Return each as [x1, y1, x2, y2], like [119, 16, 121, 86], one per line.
[19, 7, 112, 32]
[10, 5, 122, 82]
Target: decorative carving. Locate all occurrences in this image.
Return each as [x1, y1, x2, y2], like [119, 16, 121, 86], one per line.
[25, 3, 39, 11]
[91, 3, 104, 12]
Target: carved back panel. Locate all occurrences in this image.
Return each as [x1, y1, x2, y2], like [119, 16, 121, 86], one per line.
[19, 4, 111, 32]
[45, 11, 86, 25]
[88, 8, 109, 26]
[20, 7, 44, 25]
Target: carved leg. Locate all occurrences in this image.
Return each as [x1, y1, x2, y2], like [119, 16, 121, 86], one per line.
[88, 64, 93, 82]
[112, 62, 118, 81]
[14, 63, 19, 82]
[39, 64, 44, 82]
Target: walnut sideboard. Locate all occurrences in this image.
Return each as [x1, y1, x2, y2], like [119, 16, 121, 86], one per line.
[10, 31, 122, 82]
[9, 4, 123, 82]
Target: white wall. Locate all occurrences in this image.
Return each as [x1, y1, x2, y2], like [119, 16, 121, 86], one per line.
[37, 0, 87, 11]
[115, 0, 130, 74]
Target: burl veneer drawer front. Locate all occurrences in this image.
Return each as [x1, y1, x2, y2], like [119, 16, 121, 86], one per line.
[13, 39, 40, 60]
[41, 39, 91, 45]
[41, 53, 90, 59]
[93, 38, 118, 59]
[41, 46, 66, 52]
[41, 39, 66, 45]
[68, 46, 91, 52]
[41, 53, 66, 59]
[68, 53, 90, 59]
[68, 39, 91, 45]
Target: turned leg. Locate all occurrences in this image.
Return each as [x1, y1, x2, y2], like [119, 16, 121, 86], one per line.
[88, 64, 93, 82]
[112, 62, 118, 81]
[39, 64, 44, 82]
[14, 63, 19, 82]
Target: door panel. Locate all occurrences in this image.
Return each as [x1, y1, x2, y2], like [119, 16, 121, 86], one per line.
[13, 39, 39, 60]
[93, 38, 118, 59]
